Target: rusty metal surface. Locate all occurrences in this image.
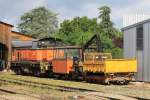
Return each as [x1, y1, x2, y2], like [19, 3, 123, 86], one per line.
[0, 22, 13, 68]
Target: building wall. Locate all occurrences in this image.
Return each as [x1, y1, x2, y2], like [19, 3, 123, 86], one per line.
[143, 22, 150, 81]
[123, 27, 136, 58]
[123, 21, 150, 82]
[0, 23, 12, 47]
[12, 31, 34, 41]
[0, 22, 12, 69]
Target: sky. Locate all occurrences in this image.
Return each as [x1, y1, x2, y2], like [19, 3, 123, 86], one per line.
[0, 0, 150, 30]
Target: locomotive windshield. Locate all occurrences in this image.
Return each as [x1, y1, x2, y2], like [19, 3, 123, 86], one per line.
[65, 49, 80, 58]
[54, 47, 81, 59]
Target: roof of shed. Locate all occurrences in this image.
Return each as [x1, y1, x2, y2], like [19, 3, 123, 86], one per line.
[12, 31, 35, 39]
[0, 21, 14, 27]
[121, 18, 150, 31]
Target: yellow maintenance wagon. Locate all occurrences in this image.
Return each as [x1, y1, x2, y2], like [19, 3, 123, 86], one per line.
[81, 52, 137, 84]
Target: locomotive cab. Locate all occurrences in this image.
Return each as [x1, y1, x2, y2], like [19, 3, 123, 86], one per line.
[51, 47, 82, 79]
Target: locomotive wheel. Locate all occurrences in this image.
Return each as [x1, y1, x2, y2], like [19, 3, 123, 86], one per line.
[15, 68, 22, 75]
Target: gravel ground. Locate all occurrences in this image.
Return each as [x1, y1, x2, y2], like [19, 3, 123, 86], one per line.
[0, 72, 149, 100]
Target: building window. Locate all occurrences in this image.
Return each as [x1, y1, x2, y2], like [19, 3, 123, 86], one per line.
[136, 25, 143, 50]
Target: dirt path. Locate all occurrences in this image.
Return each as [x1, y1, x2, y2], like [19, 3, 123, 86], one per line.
[85, 92, 138, 100]
[0, 85, 140, 100]
[0, 87, 49, 100]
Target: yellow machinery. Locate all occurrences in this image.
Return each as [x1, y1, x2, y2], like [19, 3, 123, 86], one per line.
[81, 52, 137, 84]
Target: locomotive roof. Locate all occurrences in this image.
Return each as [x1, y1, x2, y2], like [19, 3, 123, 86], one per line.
[14, 46, 82, 50]
[39, 37, 62, 42]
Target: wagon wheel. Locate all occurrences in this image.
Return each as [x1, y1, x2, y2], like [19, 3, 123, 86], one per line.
[104, 79, 110, 85]
[124, 80, 130, 85]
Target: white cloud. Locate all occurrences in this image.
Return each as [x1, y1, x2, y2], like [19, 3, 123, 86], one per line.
[111, 0, 150, 28]
[1, 0, 150, 30]
[0, 0, 46, 30]
[55, 0, 150, 29]
[82, 3, 100, 18]
[55, 2, 100, 23]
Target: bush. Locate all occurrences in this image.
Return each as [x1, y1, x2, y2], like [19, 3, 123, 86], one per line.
[111, 48, 123, 59]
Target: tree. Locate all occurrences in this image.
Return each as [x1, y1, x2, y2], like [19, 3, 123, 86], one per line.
[18, 7, 58, 39]
[56, 6, 123, 58]
[98, 6, 123, 58]
[98, 6, 114, 38]
[56, 16, 98, 45]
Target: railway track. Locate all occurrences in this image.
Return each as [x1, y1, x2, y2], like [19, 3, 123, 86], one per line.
[0, 77, 111, 100]
[0, 75, 148, 100]
[0, 76, 96, 92]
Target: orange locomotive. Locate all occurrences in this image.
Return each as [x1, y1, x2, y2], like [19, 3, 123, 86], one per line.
[11, 46, 82, 78]
[12, 49, 64, 61]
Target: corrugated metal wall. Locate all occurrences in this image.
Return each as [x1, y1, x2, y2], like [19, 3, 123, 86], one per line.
[123, 27, 136, 58]
[123, 21, 150, 82]
[136, 51, 143, 81]
[143, 22, 150, 81]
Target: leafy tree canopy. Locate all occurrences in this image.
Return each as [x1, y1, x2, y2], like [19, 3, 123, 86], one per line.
[98, 6, 123, 58]
[98, 6, 116, 38]
[18, 7, 58, 39]
[55, 16, 98, 45]
[56, 6, 123, 58]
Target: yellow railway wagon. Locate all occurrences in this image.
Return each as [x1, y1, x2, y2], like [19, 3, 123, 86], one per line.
[82, 59, 137, 73]
[82, 53, 137, 73]
[81, 52, 137, 84]
[105, 59, 137, 73]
